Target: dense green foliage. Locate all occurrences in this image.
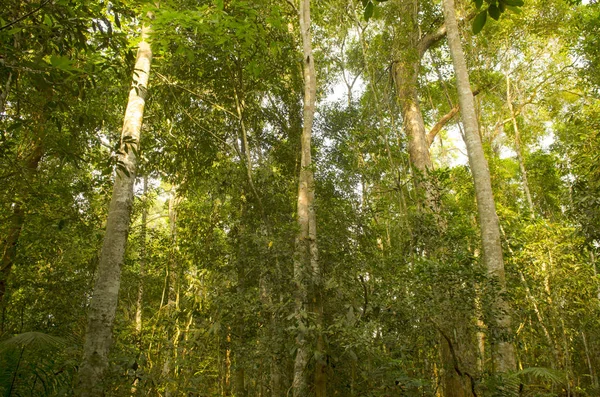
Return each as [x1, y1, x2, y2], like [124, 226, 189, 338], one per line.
[1, 0, 599, 396]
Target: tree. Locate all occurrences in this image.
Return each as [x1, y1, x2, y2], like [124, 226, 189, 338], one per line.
[76, 18, 153, 396]
[442, 0, 516, 375]
[291, 0, 326, 394]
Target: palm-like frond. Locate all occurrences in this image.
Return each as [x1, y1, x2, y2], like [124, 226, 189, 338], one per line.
[0, 332, 77, 396]
[0, 332, 66, 352]
[516, 366, 568, 386]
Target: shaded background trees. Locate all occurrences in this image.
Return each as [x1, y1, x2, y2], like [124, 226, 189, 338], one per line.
[1, 0, 600, 395]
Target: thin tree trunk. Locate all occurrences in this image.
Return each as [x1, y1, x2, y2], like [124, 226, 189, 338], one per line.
[135, 176, 148, 334]
[76, 23, 152, 397]
[131, 176, 148, 395]
[441, 0, 516, 374]
[292, 0, 324, 394]
[163, 188, 180, 397]
[582, 331, 598, 388]
[506, 74, 534, 219]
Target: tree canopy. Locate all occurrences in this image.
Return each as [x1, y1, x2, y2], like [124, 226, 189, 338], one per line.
[1, 0, 600, 396]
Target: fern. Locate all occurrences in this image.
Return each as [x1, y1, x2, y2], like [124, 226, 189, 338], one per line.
[0, 332, 66, 352]
[0, 332, 77, 397]
[516, 366, 568, 386]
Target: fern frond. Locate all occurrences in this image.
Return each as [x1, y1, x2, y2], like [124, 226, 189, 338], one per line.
[516, 366, 567, 386]
[0, 332, 66, 352]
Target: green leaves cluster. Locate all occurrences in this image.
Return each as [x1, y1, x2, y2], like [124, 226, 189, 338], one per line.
[360, 0, 388, 21]
[472, 0, 524, 34]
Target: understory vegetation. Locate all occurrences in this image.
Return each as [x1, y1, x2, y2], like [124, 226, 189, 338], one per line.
[1, 0, 600, 395]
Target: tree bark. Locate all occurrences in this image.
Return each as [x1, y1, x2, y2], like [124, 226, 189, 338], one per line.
[76, 23, 152, 396]
[392, 0, 432, 175]
[441, 0, 516, 374]
[292, 0, 325, 395]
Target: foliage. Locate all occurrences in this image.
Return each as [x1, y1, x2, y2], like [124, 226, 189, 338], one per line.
[1, 0, 599, 395]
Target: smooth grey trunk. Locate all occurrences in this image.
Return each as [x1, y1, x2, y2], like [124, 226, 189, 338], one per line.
[506, 74, 534, 218]
[441, 0, 516, 373]
[292, 0, 324, 394]
[76, 24, 152, 397]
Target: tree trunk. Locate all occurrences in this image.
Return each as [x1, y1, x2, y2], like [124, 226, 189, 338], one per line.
[581, 331, 598, 388]
[76, 23, 152, 397]
[506, 74, 534, 219]
[292, 0, 325, 395]
[134, 176, 148, 335]
[440, 339, 468, 397]
[441, 0, 516, 374]
[392, 0, 432, 180]
[131, 176, 148, 394]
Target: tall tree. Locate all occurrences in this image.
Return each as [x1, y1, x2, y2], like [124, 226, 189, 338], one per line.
[76, 20, 153, 396]
[292, 0, 326, 394]
[442, 0, 516, 374]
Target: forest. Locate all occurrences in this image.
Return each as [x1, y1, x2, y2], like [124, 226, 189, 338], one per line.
[1, 0, 600, 395]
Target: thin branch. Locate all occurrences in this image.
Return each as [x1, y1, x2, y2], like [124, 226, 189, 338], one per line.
[155, 72, 238, 118]
[154, 73, 236, 153]
[0, 0, 53, 31]
[418, 24, 447, 59]
[417, 12, 475, 59]
[427, 87, 482, 146]
[284, 0, 298, 14]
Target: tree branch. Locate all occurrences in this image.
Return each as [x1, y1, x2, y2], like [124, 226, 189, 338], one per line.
[418, 24, 447, 59]
[418, 12, 476, 59]
[0, 0, 53, 31]
[427, 87, 482, 146]
[428, 105, 459, 146]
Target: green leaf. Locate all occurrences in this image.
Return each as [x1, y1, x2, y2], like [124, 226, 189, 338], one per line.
[472, 10, 487, 34]
[49, 55, 75, 72]
[364, 1, 374, 21]
[506, 5, 523, 13]
[488, 4, 501, 20]
[43, 14, 53, 26]
[475, 0, 484, 9]
[503, 0, 524, 6]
